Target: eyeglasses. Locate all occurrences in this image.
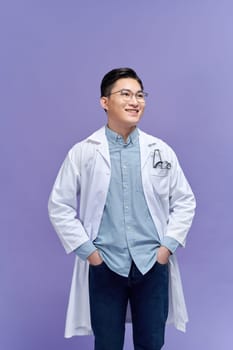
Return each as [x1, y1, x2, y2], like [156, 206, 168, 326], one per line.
[107, 89, 148, 102]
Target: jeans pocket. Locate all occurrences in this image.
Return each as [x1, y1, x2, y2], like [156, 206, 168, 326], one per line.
[89, 261, 105, 269]
[156, 261, 169, 269]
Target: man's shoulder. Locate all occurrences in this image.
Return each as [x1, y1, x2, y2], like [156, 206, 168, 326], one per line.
[138, 128, 171, 148]
[71, 126, 105, 149]
[62, 127, 106, 166]
[138, 129, 178, 162]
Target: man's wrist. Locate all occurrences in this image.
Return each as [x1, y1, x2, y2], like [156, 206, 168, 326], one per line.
[161, 236, 180, 254]
[74, 240, 97, 260]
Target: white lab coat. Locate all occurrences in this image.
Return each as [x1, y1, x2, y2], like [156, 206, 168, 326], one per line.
[48, 126, 196, 337]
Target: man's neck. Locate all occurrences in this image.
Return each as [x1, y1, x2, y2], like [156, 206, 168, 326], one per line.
[106, 124, 136, 142]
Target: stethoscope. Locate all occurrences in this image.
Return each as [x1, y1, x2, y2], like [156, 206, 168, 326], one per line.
[153, 149, 171, 169]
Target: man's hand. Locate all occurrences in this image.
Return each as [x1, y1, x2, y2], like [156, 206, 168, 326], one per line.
[157, 246, 171, 265]
[88, 250, 103, 266]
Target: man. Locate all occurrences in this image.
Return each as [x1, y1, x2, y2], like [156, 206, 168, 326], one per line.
[48, 67, 196, 350]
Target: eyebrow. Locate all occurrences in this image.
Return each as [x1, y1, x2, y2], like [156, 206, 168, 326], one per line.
[120, 88, 144, 92]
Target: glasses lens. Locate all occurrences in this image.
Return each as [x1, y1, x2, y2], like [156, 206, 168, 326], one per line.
[136, 92, 146, 101]
[120, 90, 131, 100]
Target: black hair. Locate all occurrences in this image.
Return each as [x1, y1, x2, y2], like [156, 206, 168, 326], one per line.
[100, 67, 144, 97]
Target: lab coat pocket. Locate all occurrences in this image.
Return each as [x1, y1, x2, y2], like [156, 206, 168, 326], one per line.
[150, 170, 170, 198]
[150, 168, 170, 177]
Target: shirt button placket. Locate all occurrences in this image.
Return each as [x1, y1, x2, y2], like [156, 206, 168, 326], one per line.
[122, 150, 131, 242]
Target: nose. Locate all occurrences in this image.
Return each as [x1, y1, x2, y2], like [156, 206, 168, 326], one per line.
[129, 94, 139, 104]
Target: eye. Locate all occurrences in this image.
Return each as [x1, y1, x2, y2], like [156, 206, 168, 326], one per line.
[136, 92, 144, 99]
[121, 90, 131, 97]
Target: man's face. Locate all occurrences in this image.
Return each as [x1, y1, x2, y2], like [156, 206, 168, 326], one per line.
[100, 78, 146, 130]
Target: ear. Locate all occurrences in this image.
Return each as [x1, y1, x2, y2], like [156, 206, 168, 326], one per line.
[100, 96, 109, 111]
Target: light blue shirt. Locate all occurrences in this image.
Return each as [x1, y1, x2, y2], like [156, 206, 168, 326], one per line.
[75, 126, 179, 276]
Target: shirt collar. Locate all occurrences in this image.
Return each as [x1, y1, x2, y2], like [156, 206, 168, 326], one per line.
[105, 125, 139, 145]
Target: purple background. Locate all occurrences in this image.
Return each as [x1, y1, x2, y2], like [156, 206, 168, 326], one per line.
[1, 1, 233, 349]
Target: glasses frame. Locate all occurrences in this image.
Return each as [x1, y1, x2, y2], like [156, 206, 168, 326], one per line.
[107, 88, 148, 102]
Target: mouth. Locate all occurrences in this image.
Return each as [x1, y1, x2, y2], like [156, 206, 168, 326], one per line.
[125, 108, 139, 114]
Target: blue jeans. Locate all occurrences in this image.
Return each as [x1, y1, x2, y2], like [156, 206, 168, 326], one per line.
[89, 261, 169, 350]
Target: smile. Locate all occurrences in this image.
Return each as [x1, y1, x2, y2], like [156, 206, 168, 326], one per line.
[125, 108, 139, 113]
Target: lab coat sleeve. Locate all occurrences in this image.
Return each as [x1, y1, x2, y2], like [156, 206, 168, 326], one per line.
[165, 150, 196, 247]
[48, 149, 90, 254]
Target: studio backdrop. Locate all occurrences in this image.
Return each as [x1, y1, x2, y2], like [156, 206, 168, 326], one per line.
[1, 1, 233, 349]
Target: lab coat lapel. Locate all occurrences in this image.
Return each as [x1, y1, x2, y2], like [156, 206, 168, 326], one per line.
[88, 126, 111, 168]
[138, 129, 157, 169]
[96, 142, 111, 168]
